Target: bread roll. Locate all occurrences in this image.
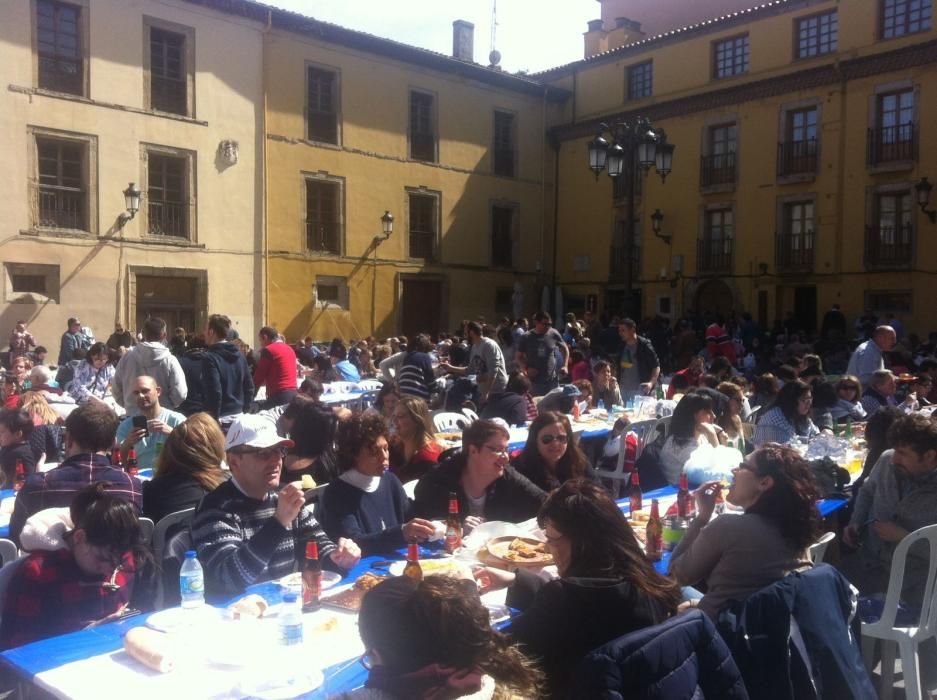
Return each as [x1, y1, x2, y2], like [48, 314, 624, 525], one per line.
[124, 626, 174, 673]
[228, 593, 268, 620]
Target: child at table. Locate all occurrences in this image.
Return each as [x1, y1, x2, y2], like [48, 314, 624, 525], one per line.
[0, 408, 37, 487]
[0, 484, 149, 650]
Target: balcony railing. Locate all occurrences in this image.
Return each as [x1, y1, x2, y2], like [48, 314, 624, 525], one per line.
[493, 148, 515, 177]
[865, 224, 914, 268]
[697, 237, 733, 274]
[609, 245, 640, 280]
[410, 131, 436, 162]
[148, 199, 188, 238]
[777, 139, 818, 177]
[151, 75, 187, 115]
[867, 124, 916, 166]
[409, 230, 436, 260]
[38, 187, 84, 229]
[306, 221, 341, 254]
[776, 230, 814, 272]
[700, 152, 736, 187]
[38, 56, 82, 95]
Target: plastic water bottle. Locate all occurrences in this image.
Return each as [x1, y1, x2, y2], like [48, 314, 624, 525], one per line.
[596, 399, 606, 413]
[278, 592, 304, 647]
[179, 550, 205, 608]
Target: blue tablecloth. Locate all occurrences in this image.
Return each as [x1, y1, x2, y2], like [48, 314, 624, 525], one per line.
[0, 488, 17, 539]
[0, 485, 849, 696]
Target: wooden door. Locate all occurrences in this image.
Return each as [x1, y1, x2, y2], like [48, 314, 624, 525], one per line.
[400, 279, 442, 338]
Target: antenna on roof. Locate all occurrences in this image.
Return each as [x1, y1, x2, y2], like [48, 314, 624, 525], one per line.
[488, 0, 501, 68]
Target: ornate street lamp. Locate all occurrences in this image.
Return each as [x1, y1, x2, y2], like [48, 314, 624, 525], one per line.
[914, 177, 936, 224]
[380, 210, 394, 239]
[587, 117, 675, 316]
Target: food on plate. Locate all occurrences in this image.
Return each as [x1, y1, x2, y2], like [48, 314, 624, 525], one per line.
[630, 511, 650, 523]
[505, 538, 547, 560]
[301, 474, 316, 490]
[323, 573, 385, 611]
[898, 373, 915, 382]
[486, 536, 553, 565]
[124, 626, 174, 673]
[227, 593, 269, 620]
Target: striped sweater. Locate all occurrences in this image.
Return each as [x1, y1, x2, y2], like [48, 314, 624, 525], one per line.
[191, 479, 336, 600]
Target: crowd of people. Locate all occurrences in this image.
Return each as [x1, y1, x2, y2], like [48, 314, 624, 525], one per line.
[0, 303, 934, 698]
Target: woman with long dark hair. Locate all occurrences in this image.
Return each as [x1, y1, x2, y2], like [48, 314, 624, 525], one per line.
[478, 479, 680, 697]
[657, 392, 726, 484]
[752, 379, 820, 447]
[513, 411, 591, 491]
[279, 394, 339, 485]
[336, 575, 543, 699]
[670, 444, 818, 618]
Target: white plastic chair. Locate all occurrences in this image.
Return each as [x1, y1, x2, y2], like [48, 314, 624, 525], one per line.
[603, 418, 660, 498]
[357, 379, 383, 392]
[433, 412, 472, 433]
[328, 381, 359, 394]
[138, 517, 155, 547]
[861, 523, 937, 700]
[808, 531, 836, 563]
[461, 408, 479, 423]
[0, 539, 18, 567]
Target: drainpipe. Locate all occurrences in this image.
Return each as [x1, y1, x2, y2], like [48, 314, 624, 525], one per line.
[260, 9, 272, 332]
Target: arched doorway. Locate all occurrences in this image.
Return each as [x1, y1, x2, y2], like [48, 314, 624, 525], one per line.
[694, 279, 734, 317]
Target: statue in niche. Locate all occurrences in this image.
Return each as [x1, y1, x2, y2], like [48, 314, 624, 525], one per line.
[218, 140, 239, 166]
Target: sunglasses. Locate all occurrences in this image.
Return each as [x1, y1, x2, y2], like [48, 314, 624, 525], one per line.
[540, 434, 569, 445]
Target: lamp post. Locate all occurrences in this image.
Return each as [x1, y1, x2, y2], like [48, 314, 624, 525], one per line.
[119, 182, 142, 226]
[587, 118, 674, 316]
[372, 210, 394, 335]
[914, 177, 936, 224]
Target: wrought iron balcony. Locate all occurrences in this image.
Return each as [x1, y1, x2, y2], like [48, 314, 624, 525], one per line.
[38, 187, 84, 229]
[775, 230, 814, 273]
[409, 230, 436, 261]
[867, 124, 916, 166]
[699, 152, 736, 188]
[865, 224, 913, 268]
[148, 199, 188, 238]
[777, 139, 818, 177]
[305, 221, 341, 255]
[697, 237, 733, 274]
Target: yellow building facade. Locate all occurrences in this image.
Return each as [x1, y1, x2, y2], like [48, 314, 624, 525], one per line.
[541, 0, 937, 336]
[258, 12, 565, 341]
[0, 0, 267, 344]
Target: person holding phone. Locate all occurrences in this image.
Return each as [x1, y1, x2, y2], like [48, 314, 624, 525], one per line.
[115, 376, 186, 471]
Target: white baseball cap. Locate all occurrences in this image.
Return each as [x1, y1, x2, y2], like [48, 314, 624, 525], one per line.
[224, 414, 295, 452]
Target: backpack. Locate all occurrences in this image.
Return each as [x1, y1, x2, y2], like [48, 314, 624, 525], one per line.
[808, 457, 850, 498]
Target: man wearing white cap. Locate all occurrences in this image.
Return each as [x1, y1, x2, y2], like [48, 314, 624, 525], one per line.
[191, 413, 360, 599]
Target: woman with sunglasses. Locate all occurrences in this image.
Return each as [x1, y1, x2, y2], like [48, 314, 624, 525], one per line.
[831, 375, 867, 422]
[412, 419, 546, 529]
[752, 379, 820, 447]
[0, 483, 150, 650]
[319, 413, 435, 556]
[670, 445, 818, 618]
[477, 479, 681, 697]
[514, 411, 592, 491]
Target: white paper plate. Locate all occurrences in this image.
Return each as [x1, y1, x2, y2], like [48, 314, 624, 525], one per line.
[238, 668, 324, 699]
[145, 605, 221, 632]
[277, 570, 342, 591]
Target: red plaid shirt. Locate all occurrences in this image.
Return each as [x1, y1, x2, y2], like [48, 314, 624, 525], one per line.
[0, 548, 135, 650]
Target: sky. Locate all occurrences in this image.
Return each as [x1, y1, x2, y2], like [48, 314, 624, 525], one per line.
[262, 0, 597, 74]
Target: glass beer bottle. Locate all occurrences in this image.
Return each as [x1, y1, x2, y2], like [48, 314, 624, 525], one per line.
[302, 540, 322, 612]
[645, 499, 663, 561]
[677, 471, 691, 519]
[403, 540, 423, 582]
[445, 491, 462, 553]
[629, 471, 642, 514]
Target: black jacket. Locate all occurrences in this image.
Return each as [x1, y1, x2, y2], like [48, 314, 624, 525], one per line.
[411, 455, 545, 523]
[143, 472, 215, 523]
[569, 608, 750, 700]
[717, 563, 876, 700]
[618, 335, 661, 384]
[506, 569, 674, 698]
[201, 342, 254, 419]
[177, 348, 206, 416]
[479, 391, 527, 426]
